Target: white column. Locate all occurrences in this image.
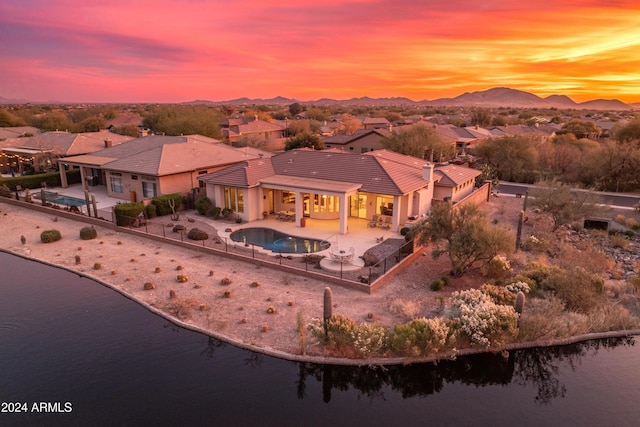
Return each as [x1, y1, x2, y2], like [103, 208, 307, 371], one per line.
[339, 193, 348, 234]
[392, 195, 401, 232]
[295, 191, 303, 227]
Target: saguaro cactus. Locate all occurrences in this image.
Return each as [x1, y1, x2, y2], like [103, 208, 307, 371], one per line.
[323, 287, 333, 339]
[515, 291, 526, 316]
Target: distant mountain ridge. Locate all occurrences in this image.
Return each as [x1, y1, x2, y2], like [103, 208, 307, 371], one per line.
[1, 88, 635, 110]
[191, 87, 634, 110]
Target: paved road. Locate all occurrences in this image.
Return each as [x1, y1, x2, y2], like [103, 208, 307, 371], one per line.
[497, 182, 640, 209]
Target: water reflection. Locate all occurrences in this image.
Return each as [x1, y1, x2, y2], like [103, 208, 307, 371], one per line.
[286, 337, 635, 405]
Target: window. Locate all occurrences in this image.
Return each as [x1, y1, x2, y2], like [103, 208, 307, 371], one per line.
[142, 181, 157, 198]
[282, 191, 295, 204]
[110, 177, 123, 193]
[223, 186, 244, 213]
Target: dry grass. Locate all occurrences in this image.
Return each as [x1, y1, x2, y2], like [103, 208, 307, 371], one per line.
[556, 244, 613, 274]
[389, 298, 422, 319]
[518, 297, 590, 341]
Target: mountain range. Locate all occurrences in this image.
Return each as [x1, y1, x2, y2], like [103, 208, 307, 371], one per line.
[199, 87, 638, 110]
[2, 87, 638, 110]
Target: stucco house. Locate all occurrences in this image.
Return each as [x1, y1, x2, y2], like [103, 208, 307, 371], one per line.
[57, 134, 270, 202]
[198, 149, 482, 234]
[1, 130, 133, 175]
[322, 128, 391, 153]
[220, 117, 287, 151]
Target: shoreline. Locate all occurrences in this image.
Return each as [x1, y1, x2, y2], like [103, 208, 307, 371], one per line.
[2, 200, 638, 366]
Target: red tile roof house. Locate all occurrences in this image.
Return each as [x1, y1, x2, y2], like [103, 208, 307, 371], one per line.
[322, 128, 391, 153]
[1, 130, 133, 175]
[198, 148, 481, 235]
[220, 117, 287, 151]
[56, 135, 270, 202]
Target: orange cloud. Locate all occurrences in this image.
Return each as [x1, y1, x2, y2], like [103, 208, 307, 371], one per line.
[1, 1, 639, 103]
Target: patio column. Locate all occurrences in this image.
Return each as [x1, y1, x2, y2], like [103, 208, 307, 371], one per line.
[295, 190, 303, 227]
[80, 167, 89, 191]
[58, 161, 68, 188]
[391, 195, 401, 232]
[339, 193, 348, 234]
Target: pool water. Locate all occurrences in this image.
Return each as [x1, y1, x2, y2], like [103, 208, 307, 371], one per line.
[35, 191, 87, 207]
[230, 227, 331, 253]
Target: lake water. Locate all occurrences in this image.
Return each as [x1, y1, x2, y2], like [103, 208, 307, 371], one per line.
[1, 251, 639, 426]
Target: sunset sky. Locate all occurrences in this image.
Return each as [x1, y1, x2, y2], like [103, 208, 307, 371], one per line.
[1, 0, 639, 103]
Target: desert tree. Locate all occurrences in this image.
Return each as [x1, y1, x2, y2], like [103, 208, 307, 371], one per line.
[414, 202, 514, 277]
[473, 136, 539, 183]
[285, 133, 324, 150]
[383, 123, 454, 160]
[529, 180, 602, 230]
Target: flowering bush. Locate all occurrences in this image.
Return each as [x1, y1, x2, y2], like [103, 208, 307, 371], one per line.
[506, 281, 531, 294]
[447, 289, 518, 347]
[480, 283, 515, 306]
[392, 317, 452, 356]
[308, 314, 390, 357]
[350, 323, 390, 356]
[483, 255, 511, 278]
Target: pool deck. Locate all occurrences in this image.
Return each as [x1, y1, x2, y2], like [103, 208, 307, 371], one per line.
[36, 184, 410, 269]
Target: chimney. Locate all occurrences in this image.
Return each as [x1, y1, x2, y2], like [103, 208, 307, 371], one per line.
[104, 138, 113, 148]
[422, 163, 434, 181]
[138, 128, 149, 138]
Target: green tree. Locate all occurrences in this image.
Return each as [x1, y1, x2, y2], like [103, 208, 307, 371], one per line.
[558, 119, 601, 139]
[614, 119, 640, 145]
[289, 103, 304, 116]
[473, 136, 539, 183]
[529, 180, 601, 230]
[415, 203, 514, 277]
[0, 108, 26, 127]
[142, 106, 223, 139]
[383, 123, 454, 160]
[285, 133, 324, 150]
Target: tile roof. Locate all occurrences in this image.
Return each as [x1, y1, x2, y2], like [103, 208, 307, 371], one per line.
[433, 164, 482, 187]
[199, 157, 275, 188]
[63, 134, 263, 176]
[201, 149, 433, 196]
[4, 130, 133, 156]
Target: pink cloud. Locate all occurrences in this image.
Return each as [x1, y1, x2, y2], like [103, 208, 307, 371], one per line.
[1, 0, 639, 102]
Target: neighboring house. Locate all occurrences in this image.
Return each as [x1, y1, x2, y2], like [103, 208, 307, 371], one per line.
[220, 116, 287, 151]
[322, 128, 391, 152]
[362, 117, 392, 130]
[432, 164, 482, 203]
[199, 148, 482, 234]
[57, 135, 270, 202]
[434, 124, 491, 154]
[488, 124, 557, 140]
[0, 126, 40, 141]
[105, 112, 144, 133]
[1, 130, 132, 175]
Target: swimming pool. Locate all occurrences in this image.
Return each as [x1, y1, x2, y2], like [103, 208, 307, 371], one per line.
[35, 191, 87, 207]
[229, 227, 331, 254]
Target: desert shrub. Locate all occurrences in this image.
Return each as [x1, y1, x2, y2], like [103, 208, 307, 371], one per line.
[506, 281, 531, 294]
[482, 255, 511, 279]
[557, 245, 612, 274]
[309, 314, 390, 357]
[521, 234, 549, 252]
[220, 277, 232, 285]
[391, 317, 452, 356]
[114, 202, 144, 226]
[194, 196, 212, 216]
[480, 283, 516, 306]
[144, 203, 157, 219]
[609, 234, 631, 250]
[505, 275, 537, 294]
[522, 262, 561, 289]
[542, 267, 604, 313]
[40, 229, 61, 243]
[177, 274, 189, 283]
[350, 323, 390, 356]
[430, 279, 445, 291]
[143, 282, 155, 290]
[151, 193, 182, 216]
[447, 289, 519, 347]
[173, 224, 187, 233]
[221, 207, 233, 218]
[0, 169, 80, 191]
[79, 226, 97, 240]
[0, 184, 11, 197]
[209, 206, 221, 218]
[187, 228, 209, 241]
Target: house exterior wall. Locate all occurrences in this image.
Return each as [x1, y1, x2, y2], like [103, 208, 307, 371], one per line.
[324, 133, 385, 153]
